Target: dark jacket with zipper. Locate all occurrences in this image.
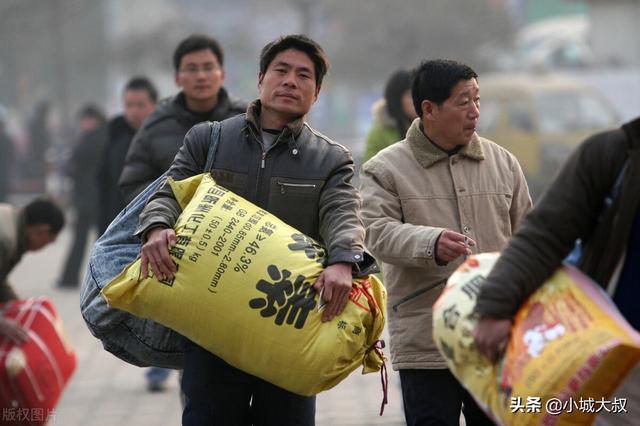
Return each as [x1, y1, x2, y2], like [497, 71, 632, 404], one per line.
[118, 89, 245, 202]
[136, 100, 367, 267]
[475, 117, 640, 319]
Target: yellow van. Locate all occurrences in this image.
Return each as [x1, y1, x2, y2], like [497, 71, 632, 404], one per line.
[477, 74, 619, 197]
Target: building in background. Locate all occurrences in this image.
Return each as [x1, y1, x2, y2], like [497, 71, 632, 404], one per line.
[0, 0, 638, 187]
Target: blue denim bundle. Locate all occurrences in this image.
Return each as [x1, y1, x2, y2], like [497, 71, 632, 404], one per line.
[79, 171, 187, 369]
[80, 121, 221, 369]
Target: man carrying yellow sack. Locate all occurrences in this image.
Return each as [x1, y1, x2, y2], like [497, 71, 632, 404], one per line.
[135, 34, 372, 425]
[474, 116, 640, 425]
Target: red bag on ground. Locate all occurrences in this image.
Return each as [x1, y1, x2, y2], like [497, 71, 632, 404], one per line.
[0, 297, 76, 425]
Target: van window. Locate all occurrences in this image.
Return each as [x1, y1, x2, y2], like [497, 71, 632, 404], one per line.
[535, 91, 617, 133]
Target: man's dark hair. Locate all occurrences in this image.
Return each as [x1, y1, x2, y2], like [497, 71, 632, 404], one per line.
[23, 198, 65, 234]
[173, 34, 224, 71]
[259, 34, 329, 87]
[124, 76, 158, 103]
[411, 59, 478, 117]
[77, 103, 105, 123]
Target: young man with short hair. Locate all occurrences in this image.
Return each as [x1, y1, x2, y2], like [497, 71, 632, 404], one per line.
[118, 34, 245, 201]
[97, 76, 158, 234]
[136, 34, 369, 425]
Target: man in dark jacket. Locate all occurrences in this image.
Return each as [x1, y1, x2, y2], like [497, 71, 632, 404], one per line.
[136, 34, 369, 425]
[97, 77, 157, 234]
[1, 199, 64, 341]
[118, 34, 245, 201]
[119, 34, 244, 395]
[473, 117, 640, 425]
[57, 105, 106, 288]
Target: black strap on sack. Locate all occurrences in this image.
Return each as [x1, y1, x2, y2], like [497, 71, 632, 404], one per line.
[205, 121, 222, 172]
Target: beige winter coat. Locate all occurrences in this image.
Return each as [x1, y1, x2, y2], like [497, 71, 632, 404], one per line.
[360, 118, 532, 370]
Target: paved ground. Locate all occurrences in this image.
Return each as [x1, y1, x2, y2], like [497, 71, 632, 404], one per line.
[8, 223, 406, 426]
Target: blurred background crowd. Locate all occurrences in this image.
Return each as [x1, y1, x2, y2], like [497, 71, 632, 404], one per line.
[1, 0, 639, 209]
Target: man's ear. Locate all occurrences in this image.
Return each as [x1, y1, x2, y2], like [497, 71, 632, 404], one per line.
[174, 72, 181, 88]
[257, 72, 264, 89]
[421, 99, 436, 121]
[313, 84, 321, 102]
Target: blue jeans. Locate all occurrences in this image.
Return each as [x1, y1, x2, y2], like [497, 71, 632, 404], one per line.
[399, 369, 495, 426]
[181, 341, 315, 426]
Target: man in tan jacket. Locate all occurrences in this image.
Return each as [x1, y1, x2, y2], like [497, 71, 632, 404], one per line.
[360, 59, 532, 426]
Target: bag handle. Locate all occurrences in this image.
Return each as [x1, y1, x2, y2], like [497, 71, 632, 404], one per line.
[204, 121, 222, 172]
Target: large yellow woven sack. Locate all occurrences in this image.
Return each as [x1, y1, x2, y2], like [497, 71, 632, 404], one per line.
[433, 252, 640, 426]
[102, 173, 386, 396]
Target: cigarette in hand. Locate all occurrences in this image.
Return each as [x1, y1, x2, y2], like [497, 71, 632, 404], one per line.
[464, 236, 469, 258]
